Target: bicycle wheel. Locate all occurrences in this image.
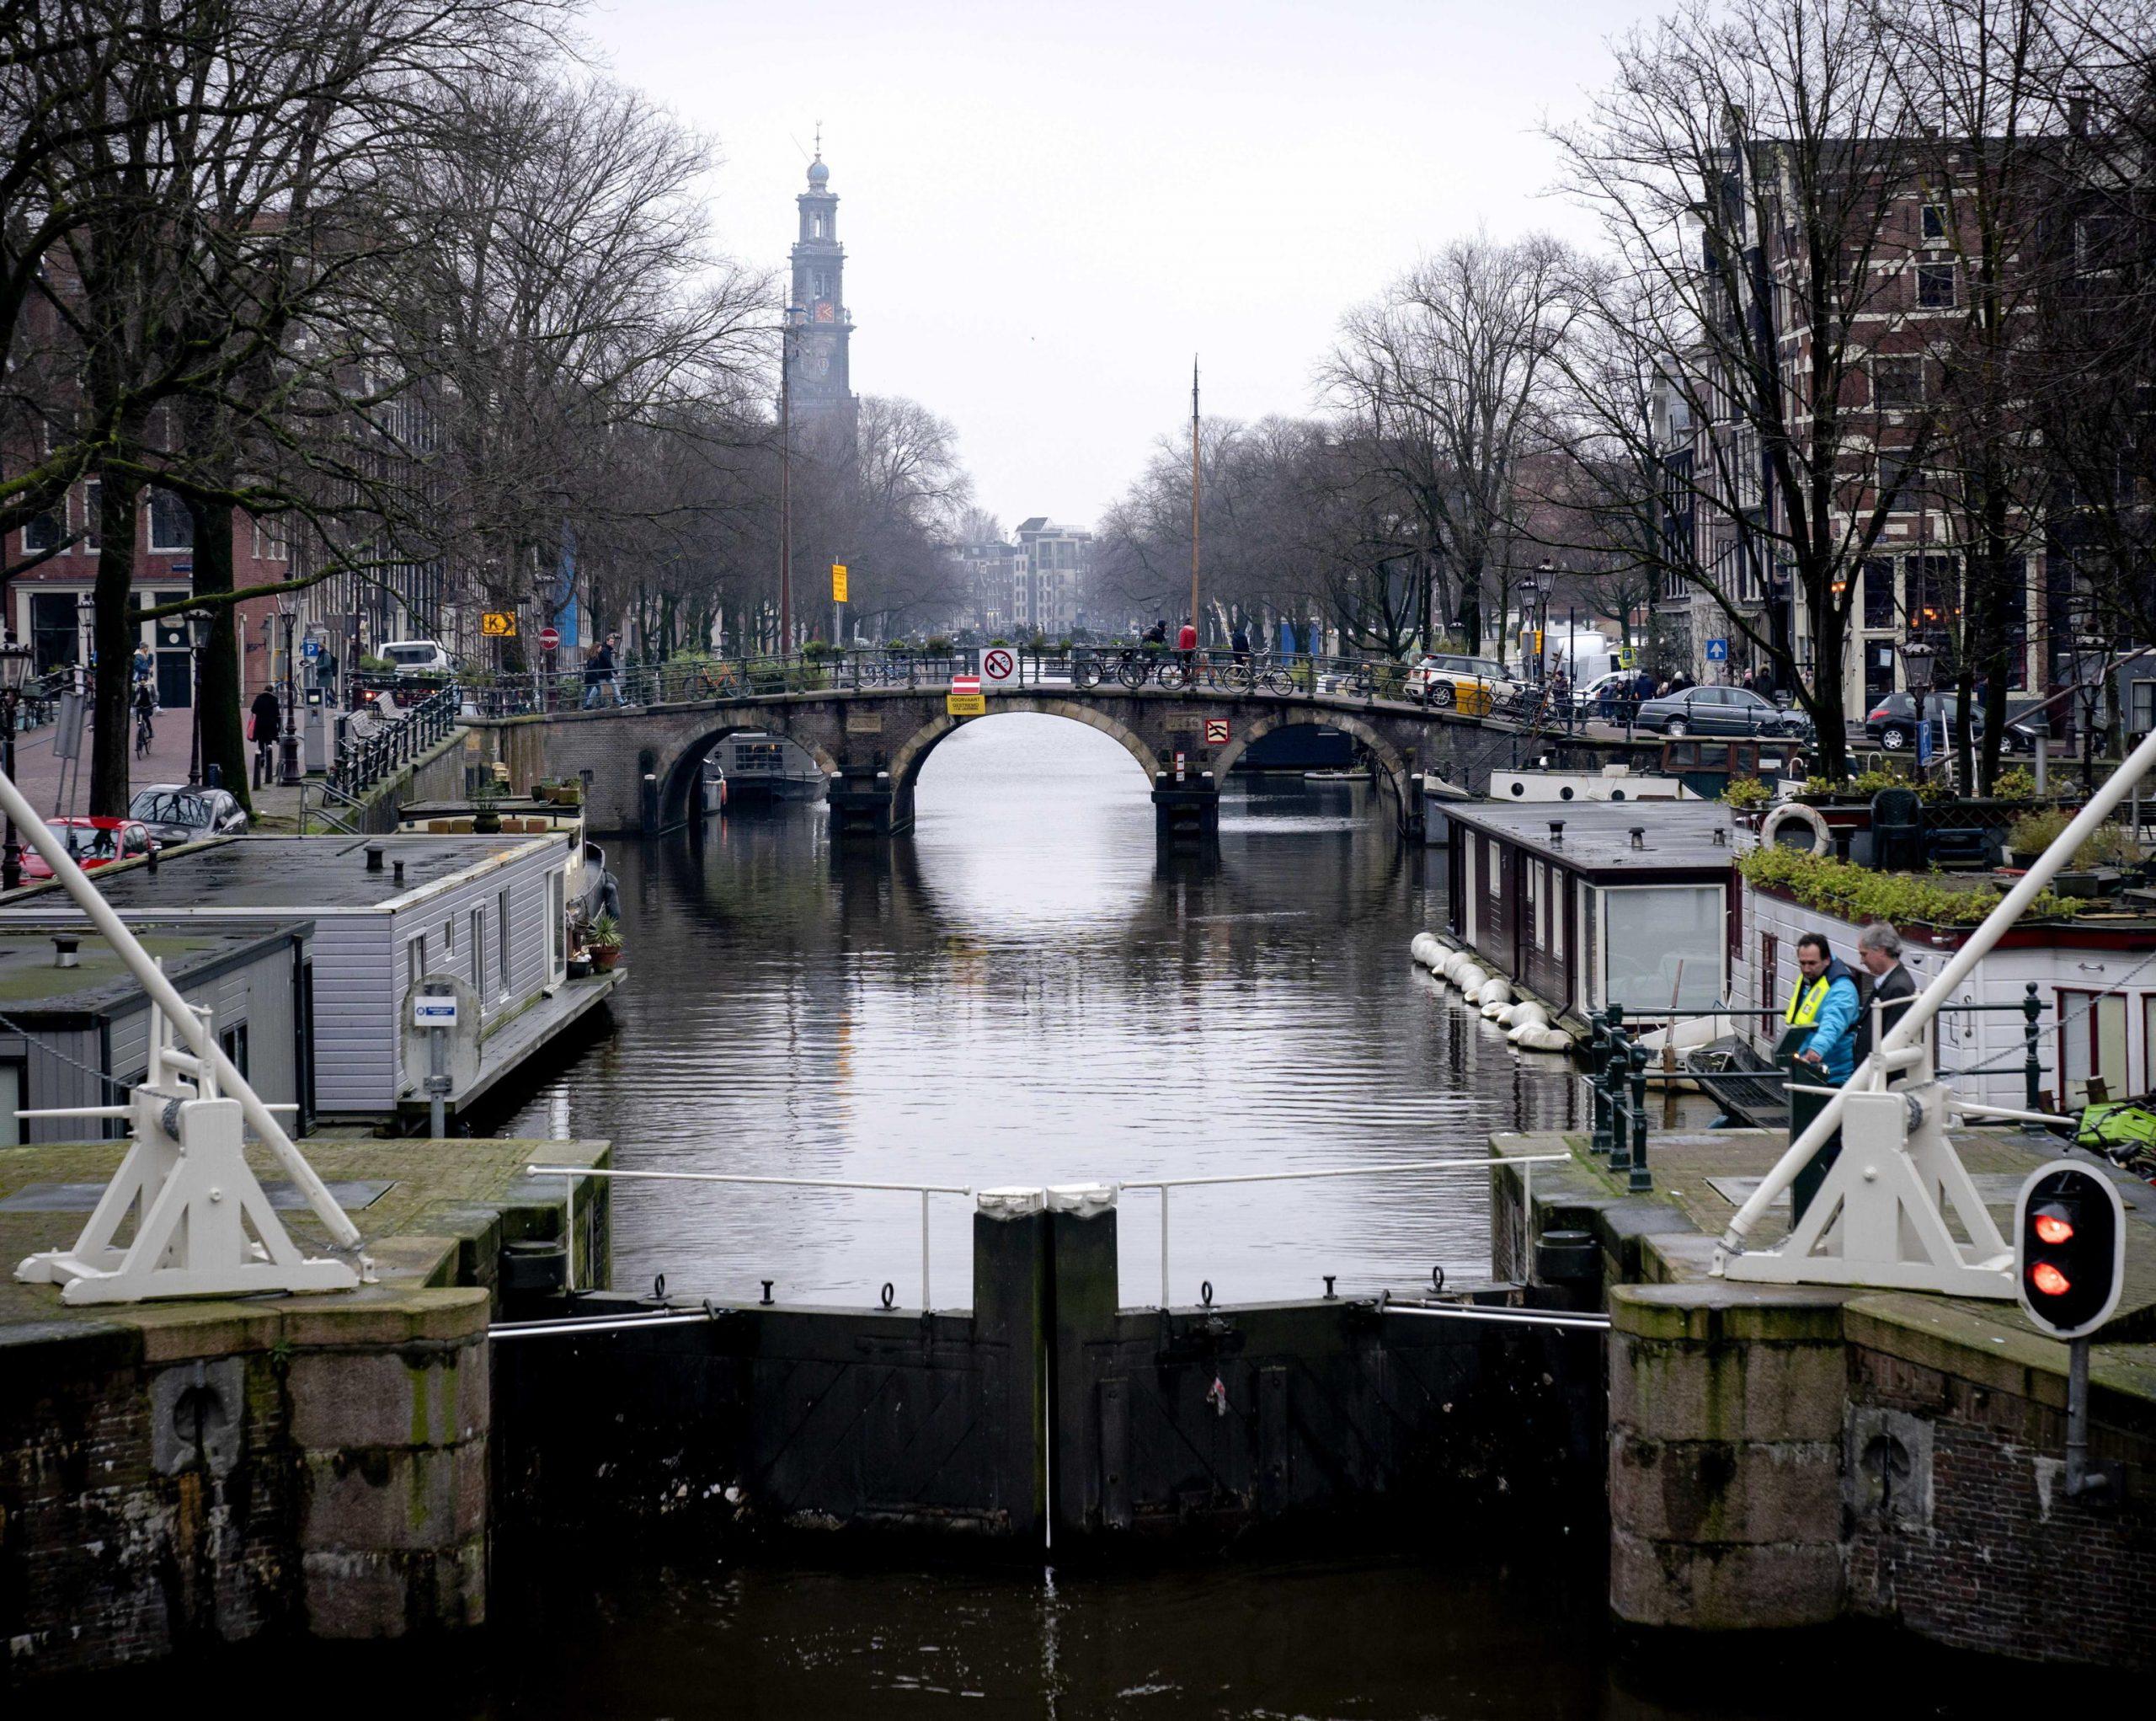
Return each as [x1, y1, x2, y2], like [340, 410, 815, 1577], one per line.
[1117, 655, 1151, 690]
[1155, 660, 1188, 692]
[1073, 659, 1102, 691]
[1348, 666, 1375, 697]
[1260, 666, 1294, 696]
[1221, 661, 1255, 695]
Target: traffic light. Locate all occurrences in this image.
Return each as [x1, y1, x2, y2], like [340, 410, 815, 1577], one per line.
[2014, 1163, 2126, 1340]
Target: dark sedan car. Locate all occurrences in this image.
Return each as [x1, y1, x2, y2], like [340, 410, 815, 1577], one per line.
[1634, 685, 1811, 740]
[1862, 692, 2040, 754]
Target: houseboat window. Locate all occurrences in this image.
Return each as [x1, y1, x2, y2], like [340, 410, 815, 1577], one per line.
[547, 870, 567, 981]
[2057, 989, 2129, 1109]
[497, 889, 513, 994]
[472, 907, 486, 996]
[0, 1061, 20, 1146]
[1603, 885, 1722, 1010]
[1668, 742, 1697, 768]
[1759, 931, 1779, 1018]
[218, 1023, 249, 1082]
[1551, 875, 1566, 962]
[1525, 862, 1540, 943]
[408, 934, 426, 991]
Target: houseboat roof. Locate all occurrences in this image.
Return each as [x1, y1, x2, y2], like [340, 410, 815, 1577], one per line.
[0, 832, 566, 917]
[1446, 799, 1737, 875]
[0, 921, 311, 1018]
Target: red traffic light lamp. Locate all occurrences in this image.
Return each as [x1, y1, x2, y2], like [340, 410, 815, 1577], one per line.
[2015, 1165, 2123, 1341]
[2014, 1162, 2126, 1505]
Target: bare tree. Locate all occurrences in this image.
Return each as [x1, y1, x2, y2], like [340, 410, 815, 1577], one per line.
[1320, 232, 1580, 655]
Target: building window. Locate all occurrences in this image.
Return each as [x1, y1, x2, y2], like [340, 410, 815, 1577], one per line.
[2131, 679, 2156, 737]
[497, 888, 513, 994]
[1916, 263, 1957, 309]
[21, 507, 61, 553]
[147, 489, 194, 553]
[1861, 558, 1896, 629]
[1873, 356, 1924, 410]
[1920, 203, 1948, 242]
[80, 479, 100, 551]
[251, 516, 288, 561]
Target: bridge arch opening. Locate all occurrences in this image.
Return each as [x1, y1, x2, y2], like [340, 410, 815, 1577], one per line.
[657, 721, 841, 831]
[889, 699, 1158, 826]
[1212, 712, 1414, 823]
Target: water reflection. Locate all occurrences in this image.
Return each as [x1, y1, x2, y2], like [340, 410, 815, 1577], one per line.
[512, 714, 1579, 1307]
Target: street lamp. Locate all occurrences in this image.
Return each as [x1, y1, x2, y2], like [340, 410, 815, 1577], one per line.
[0, 638, 34, 890]
[183, 608, 214, 788]
[1515, 572, 1543, 682]
[1899, 638, 1938, 778]
[276, 592, 302, 786]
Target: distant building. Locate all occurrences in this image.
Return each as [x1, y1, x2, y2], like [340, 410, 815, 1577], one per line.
[786, 147, 857, 440]
[962, 539, 1022, 635]
[1011, 519, 1091, 638]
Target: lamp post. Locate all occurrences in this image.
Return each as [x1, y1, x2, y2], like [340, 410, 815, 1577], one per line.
[1515, 572, 1542, 683]
[277, 592, 302, 786]
[183, 607, 214, 788]
[0, 638, 33, 890]
[1900, 637, 1938, 781]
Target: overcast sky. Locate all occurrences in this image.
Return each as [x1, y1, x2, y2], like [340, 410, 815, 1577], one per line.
[595, 0, 1657, 532]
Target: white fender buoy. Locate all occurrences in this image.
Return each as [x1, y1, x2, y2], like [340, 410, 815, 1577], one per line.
[1410, 933, 1442, 968]
[1476, 977, 1513, 1009]
[1454, 964, 1489, 995]
[1439, 949, 1472, 983]
[1758, 800, 1832, 857]
[1503, 1002, 1551, 1033]
[1513, 1023, 1575, 1053]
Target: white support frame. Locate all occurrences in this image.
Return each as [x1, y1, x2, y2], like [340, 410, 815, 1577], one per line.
[3, 766, 366, 1304]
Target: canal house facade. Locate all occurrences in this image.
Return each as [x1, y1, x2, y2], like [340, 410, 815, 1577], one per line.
[1444, 801, 1740, 1019]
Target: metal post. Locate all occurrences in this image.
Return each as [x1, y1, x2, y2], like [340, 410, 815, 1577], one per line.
[2022, 981, 2046, 1131]
[1607, 1029, 1632, 1171]
[0, 690, 18, 891]
[563, 1172, 575, 1292]
[2067, 1334, 2091, 1494]
[1628, 1045, 1652, 1193]
[921, 1187, 931, 1312]
[1587, 1011, 1612, 1158]
[1160, 1184, 1171, 1308]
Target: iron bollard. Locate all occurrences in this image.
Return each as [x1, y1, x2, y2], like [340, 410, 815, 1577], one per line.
[1628, 1043, 1652, 1192]
[1587, 1011, 1613, 1159]
[1606, 1027, 1632, 1172]
[2021, 981, 2046, 1133]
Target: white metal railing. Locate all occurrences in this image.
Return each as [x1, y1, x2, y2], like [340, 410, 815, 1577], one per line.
[1116, 1153, 1573, 1309]
[524, 1164, 974, 1311]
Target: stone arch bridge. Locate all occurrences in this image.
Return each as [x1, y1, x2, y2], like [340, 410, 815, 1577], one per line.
[479, 685, 1633, 845]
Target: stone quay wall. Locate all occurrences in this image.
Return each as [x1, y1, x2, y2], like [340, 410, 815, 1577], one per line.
[2, 1291, 489, 1681]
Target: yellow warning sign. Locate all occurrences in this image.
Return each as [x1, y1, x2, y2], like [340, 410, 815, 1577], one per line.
[831, 563, 849, 603]
[481, 612, 517, 638]
[946, 692, 985, 717]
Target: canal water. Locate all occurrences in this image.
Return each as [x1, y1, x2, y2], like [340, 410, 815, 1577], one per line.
[482, 715, 2048, 1718]
[512, 713, 1581, 1307]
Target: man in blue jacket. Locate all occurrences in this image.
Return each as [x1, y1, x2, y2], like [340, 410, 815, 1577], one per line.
[1785, 931, 1862, 1221]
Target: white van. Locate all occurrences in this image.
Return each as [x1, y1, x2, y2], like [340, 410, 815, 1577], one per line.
[379, 639, 458, 676]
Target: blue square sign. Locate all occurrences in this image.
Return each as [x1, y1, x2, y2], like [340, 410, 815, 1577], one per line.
[1705, 639, 1728, 662]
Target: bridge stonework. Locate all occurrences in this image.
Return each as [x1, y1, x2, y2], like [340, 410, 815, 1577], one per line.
[472, 687, 1633, 840]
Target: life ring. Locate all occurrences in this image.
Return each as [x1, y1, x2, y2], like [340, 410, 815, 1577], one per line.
[1759, 800, 1831, 856]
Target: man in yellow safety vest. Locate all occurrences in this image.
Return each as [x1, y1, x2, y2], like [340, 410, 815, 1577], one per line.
[1783, 932, 1862, 1222]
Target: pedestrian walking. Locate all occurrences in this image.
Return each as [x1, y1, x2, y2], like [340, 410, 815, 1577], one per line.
[131, 640, 156, 689]
[1230, 623, 1251, 667]
[1780, 932, 1862, 1222]
[583, 633, 620, 710]
[248, 687, 282, 787]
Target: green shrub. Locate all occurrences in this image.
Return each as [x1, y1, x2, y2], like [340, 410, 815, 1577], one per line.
[1722, 777, 1773, 810]
[1991, 766, 2038, 800]
[924, 635, 953, 655]
[1739, 843, 2081, 925]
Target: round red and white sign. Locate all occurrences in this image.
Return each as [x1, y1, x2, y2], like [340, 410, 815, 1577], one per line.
[981, 648, 1016, 685]
[537, 626, 562, 651]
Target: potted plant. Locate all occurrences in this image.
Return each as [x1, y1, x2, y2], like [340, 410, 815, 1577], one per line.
[2004, 808, 2137, 892]
[471, 774, 504, 833]
[585, 912, 622, 971]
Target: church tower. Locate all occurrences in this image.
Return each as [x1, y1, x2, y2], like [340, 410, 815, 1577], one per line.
[787, 144, 856, 433]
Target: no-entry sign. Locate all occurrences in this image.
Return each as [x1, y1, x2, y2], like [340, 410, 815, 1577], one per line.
[981, 648, 1016, 685]
[537, 626, 561, 651]
[947, 673, 985, 717]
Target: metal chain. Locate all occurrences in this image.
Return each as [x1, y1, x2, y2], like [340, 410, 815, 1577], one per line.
[0, 1007, 132, 1095]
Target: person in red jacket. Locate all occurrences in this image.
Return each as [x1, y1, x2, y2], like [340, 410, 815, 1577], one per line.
[1177, 617, 1198, 679]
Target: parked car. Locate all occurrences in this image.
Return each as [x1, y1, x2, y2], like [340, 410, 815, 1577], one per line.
[1862, 691, 2041, 754]
[1635, 685, 1812, 740]
[1406, 652, 1524, 713]
[126, 784, 248, 847]
[378, 639, 459, 677]
[18, 817, 157, 879]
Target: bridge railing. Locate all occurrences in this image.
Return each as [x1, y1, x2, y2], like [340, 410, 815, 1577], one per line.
[447, 645, 1550, 723]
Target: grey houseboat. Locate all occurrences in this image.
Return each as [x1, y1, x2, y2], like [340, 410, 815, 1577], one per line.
[0, 833, 591, 1119]
[0, 921, 313, 1144]
[1443, 800, 1739, 1020]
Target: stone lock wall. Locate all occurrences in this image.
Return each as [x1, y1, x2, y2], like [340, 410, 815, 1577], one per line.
[1, 1289, 490, 1682]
